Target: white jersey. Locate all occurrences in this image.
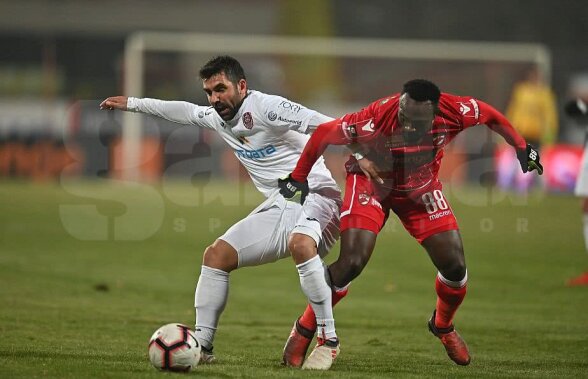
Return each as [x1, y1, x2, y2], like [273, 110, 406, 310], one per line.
[128, 90, 339, 198]
[576, 140, 588, 197]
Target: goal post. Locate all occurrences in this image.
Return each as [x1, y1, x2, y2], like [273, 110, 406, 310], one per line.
[122, 31, 551, 180]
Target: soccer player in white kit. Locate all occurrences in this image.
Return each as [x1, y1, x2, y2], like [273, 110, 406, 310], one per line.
[566, 98, 588, 285]
[100, 56, 343, 369]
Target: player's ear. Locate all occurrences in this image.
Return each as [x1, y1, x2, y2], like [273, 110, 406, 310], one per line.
[237, 79, 247, 95]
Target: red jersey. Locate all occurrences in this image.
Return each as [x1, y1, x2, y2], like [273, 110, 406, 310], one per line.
[292, 92, 526, 192]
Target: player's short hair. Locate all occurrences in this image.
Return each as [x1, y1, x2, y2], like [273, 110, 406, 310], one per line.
[199, 55, 246, 84]
[402, 79, 441, 104]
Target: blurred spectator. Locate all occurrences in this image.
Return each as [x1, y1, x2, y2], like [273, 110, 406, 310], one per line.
[507, 67, 559, 147]
[500, 67, 558, 191]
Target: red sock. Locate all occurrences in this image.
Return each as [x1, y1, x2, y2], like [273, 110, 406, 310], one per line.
[434, 276, 467, 329]
[298, 287, 349, 331]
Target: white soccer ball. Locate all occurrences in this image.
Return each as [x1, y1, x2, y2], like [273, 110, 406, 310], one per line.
[148, 323, 201, 372]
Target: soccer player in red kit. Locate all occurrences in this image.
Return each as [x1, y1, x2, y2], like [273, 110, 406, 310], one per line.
[278, 79, 543, 366]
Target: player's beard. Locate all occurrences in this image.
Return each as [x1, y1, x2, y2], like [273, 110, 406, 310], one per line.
[215, 103, 235, 120]
[215, 95, 246, 121]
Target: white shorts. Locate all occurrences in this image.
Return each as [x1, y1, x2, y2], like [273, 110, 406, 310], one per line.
[219, 190, 341, 268]
[576, 145, 588, 197]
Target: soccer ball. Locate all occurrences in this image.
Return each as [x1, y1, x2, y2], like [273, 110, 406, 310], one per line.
[148, 323, 201, 372]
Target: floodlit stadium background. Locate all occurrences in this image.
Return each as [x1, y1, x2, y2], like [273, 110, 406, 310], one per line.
[1, 1, 588, 377]
[1, 0, 587, 190]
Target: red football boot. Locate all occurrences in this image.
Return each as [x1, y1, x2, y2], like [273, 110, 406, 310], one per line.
[282, 318, 315, 367]
[567, 271, 588, 286]
[428, 310, 471, 366]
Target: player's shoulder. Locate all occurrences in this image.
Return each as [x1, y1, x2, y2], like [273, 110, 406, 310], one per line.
[247, 89, 318, 125]
[242, 90, 283, 125]
[372, 94, 400, 109]
[191, 104, 221, 129]
[439, 92, 480, 119]
[355, 93, 399, 118]
[244, 90, 287, 114]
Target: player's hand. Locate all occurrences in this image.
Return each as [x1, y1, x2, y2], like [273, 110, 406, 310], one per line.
[516, 143, 543, 175]
[356, 155, 384, 184]
[100, 96, 128, 111]
[564, 98, 588, 118]
[278, 174, 309, 204]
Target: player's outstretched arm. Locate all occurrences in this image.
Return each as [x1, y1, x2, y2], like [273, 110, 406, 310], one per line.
[478, 100, 543, 175]
[100, 96, 205, 127]
[290, 119, 350, 182]
[100, 96, 128, 111]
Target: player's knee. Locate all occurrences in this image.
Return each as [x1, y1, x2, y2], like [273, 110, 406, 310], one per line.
[288, 233, 317, 263]
[439, 252, 466, 282]
[338, 245, 370, 282]
[346, 256, 367, 282]
[202, 241, 238, 272]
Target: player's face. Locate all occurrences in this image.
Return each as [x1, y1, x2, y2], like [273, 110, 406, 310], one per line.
[398, 93, 436, 144]
[202, 72, 247, 121]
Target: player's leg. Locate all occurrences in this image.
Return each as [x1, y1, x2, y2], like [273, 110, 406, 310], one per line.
[289, 232, 340, 370]
[284, 175, 385, 368]
[568, 197, 588, 285]
[285, 226, 377, 368]
[289, 233, 335, 340]
[569, 148, 588, 285]
[396, 183, 469, 365]
[286, 194, 341, 370]
[194, 204, 293, 362]
[194, 238, 237, 362]
[297, 226, 377, 331]
[423, 231, 470, 366]
[422, 230, 467, 323]
[329, 226, 379, 287]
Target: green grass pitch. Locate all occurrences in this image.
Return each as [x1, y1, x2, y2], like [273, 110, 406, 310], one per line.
[1, 179, 587, 378]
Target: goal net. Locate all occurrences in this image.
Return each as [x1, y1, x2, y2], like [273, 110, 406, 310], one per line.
[121, 32, 550, 192]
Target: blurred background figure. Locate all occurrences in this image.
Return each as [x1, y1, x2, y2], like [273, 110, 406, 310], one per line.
[499, 66, 558, 192]
[565, 96, 588, 286]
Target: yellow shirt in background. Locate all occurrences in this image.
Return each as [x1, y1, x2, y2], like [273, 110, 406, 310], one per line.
[506, 82, 558, 145]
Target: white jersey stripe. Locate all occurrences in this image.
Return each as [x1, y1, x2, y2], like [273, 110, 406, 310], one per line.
[340, 174, 357, 218]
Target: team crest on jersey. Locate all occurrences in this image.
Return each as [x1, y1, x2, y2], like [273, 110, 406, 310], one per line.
[198, 111, 205, 118]
[242, 112, 254, 129]
[358, 193, 371, 205]
[267, 111, 277, 121]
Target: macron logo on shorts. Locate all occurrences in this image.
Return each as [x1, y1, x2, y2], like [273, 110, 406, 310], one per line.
[429, 210, 451, 220]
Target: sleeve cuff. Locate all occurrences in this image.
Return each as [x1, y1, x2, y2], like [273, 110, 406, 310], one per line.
[127, 97, 139, 112]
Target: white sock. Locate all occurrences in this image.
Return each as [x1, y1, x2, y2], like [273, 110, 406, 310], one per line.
[583, 214, 588, 253]
[194, 265, 229, 350]
[297, 255, 336, 341]
[437, 270, 468, 288]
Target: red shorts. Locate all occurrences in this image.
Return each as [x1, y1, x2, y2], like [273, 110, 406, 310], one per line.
[339, 173, 459, 244]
